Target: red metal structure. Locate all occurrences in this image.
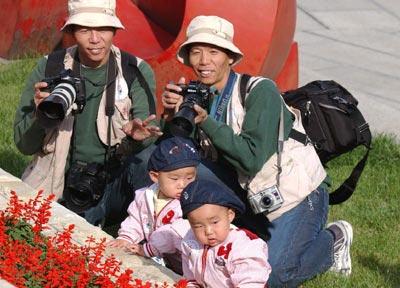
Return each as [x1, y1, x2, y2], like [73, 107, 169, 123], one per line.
[0, 0, 298, 113]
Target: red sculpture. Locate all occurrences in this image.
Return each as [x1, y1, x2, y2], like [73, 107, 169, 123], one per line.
[0, 0, 298, 113]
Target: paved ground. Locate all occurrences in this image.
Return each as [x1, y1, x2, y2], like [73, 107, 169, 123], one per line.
[295, 0, 400, 140]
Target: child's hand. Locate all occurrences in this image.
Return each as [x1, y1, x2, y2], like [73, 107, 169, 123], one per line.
[107, 238, 131, 248]
[125, 243, 145, 257]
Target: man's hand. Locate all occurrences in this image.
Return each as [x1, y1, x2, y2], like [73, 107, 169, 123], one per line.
[125, 243, 145, 257]
[34, 81, 50, 107]
[122, 114, 163, 141]
[193, 104, 208, 124]
[161, 77, 185, 121]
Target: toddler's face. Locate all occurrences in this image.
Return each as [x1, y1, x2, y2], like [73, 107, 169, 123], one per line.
[188, 204, 235, 247]
[151, 166, 197, 199]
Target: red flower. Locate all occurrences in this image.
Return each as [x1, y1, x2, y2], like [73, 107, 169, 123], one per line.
[0, 190, 187, 288]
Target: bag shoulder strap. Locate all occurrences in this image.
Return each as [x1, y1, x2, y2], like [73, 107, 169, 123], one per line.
[329, 146, 370, 204]
[239, 73, 251, 107]
[120, 50, 137, 90]
[239, 73, 261, 108]
[120, 50, 156, 115]
[328, 123, 371, 204]
[45, 49, 67, 77]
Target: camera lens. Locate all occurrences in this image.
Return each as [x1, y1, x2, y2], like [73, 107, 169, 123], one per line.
[170, 97, 197, 137]
[261, 196, 272, 208]
[37, 82, 76, 129]
[69, 184, 92, 207]
[170, 113, 196, 137]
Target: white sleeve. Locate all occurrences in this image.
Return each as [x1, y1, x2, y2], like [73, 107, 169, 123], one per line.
[117, 199, 144, 244]
[144, 219, 191, 257]
[229, 238, 271, 287]
[181, 242, 201, 288]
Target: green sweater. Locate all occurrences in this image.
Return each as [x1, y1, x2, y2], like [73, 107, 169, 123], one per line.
[14, 54, 156, 165]
[200, 77, 293, 177]
[201, 76, 330, 188]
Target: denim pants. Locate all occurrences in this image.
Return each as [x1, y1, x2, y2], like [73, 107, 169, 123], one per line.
[267, 188, 335, 288]
[83, 144, 156, 226]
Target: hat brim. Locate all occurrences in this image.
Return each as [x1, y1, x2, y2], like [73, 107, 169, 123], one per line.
[148, 159, 200, 172]
[182, 201, 245, 219]
[61, 12, 125, 31]
[177, 32, 243, 67]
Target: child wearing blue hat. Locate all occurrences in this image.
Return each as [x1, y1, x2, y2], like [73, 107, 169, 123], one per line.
[107, 136, 199, 274]
[180, 179, 271, 287]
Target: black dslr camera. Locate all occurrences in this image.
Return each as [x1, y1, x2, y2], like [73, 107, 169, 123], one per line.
[170, 81, 212, 137]
[37, 69, 85, 129]
[63, 162, 107, 214]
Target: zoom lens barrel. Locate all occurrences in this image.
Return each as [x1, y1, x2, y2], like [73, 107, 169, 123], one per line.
[37, 82, 77, 129]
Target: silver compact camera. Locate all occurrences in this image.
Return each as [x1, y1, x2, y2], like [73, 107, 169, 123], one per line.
[248, 185, 284, 214]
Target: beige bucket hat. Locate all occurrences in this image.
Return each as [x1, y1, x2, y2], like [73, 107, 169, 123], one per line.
[61, 0, 124, 31]
[177, 15, 243, 66]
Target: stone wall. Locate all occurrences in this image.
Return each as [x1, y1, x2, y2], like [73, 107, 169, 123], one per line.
[0, 168, 180, 285]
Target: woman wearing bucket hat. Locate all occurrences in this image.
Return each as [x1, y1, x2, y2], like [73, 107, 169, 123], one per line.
[161, 15, 353, 287]
[14, 0, 162, 228]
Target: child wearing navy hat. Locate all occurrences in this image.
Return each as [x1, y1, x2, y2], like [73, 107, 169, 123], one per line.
[180, 179, 271, 287]
[107, 136, 199, 274]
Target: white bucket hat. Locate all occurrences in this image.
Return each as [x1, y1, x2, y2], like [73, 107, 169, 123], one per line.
[177, 15, 243, 66]
[61, 0, 124, 31]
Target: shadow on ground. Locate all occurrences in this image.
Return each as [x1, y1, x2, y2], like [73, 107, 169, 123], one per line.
[358, 255, 400, 287]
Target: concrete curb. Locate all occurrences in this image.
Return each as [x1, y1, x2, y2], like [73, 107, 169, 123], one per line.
[0, 168, 180, 285]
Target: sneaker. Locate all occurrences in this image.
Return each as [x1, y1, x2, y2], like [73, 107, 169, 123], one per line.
[327, 220, 353, 276]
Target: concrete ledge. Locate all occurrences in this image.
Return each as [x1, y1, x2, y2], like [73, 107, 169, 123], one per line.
[0, 168, 180, 285]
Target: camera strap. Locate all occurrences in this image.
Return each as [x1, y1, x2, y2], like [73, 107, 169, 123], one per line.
[104, 53, 118, 176]
[210, 70, 237, 121]
[276, 102, 285, 187]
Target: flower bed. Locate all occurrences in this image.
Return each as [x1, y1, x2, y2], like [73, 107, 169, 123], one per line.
[0, 190, 187, 288]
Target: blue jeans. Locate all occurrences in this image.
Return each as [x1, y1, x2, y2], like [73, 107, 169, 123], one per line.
[83, 144, 156, 226]
[267, 188, 334, 288]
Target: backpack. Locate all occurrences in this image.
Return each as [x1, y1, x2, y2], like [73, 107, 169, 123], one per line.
[45, 48, 156, 115]
[239, 75, 372, 205]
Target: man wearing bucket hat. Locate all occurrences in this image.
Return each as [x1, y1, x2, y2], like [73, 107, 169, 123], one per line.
[161, 15, 353, 287]
[14, 0, 162, 228]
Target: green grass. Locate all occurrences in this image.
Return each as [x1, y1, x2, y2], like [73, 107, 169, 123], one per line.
[306, 136, 400, 287]
[0, 58, 37, 176]
[1, 58, 399, 287]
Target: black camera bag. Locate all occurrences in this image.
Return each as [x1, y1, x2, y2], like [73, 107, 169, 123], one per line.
[240, 76, 371, 205]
